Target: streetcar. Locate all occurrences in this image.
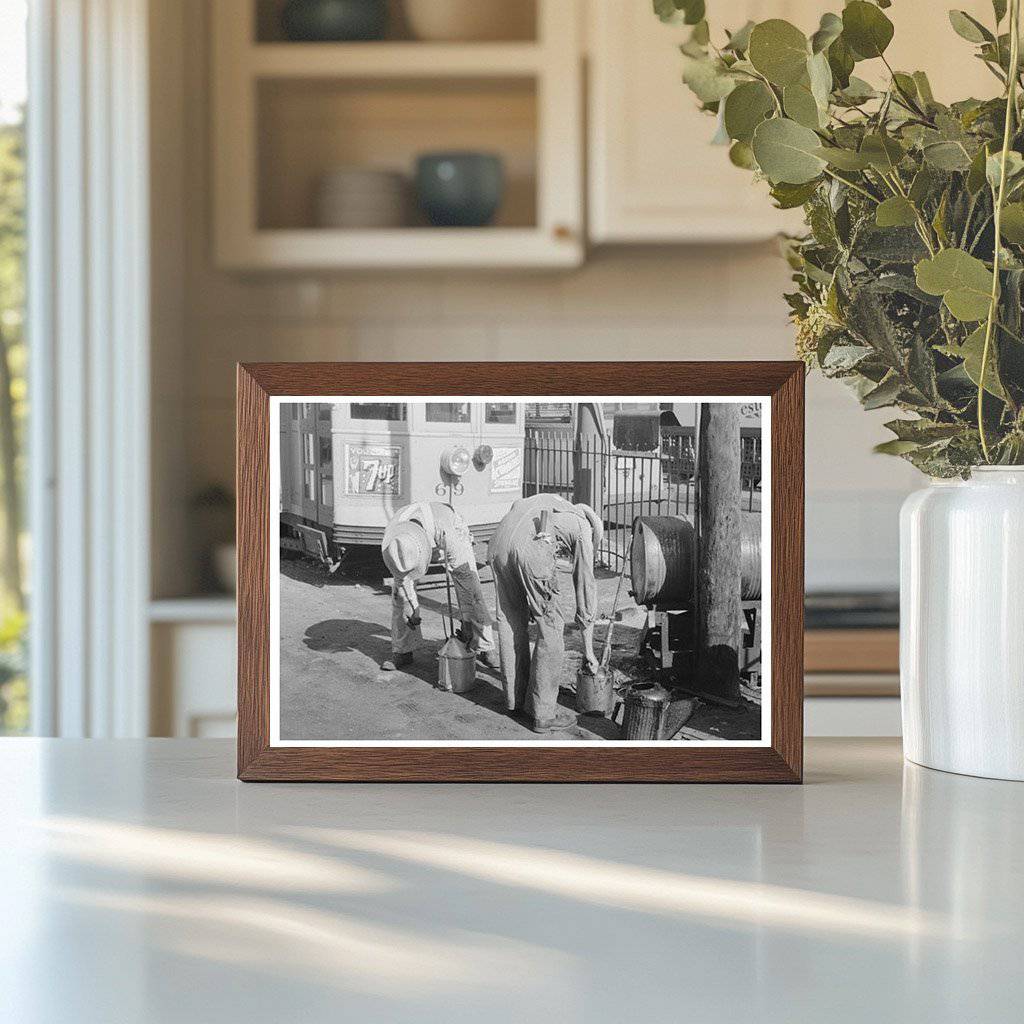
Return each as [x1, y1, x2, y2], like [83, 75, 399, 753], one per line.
[280, 400, 526, 564]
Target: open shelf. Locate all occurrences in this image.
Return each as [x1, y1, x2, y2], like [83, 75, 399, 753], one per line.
[257, 76, 538, 232]
[248, 41, 544, 78]
[254, 0, 538, 45]
[213, 0, 582, 268]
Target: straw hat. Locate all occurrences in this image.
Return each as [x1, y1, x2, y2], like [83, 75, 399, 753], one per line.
[382, 521, 431, 580]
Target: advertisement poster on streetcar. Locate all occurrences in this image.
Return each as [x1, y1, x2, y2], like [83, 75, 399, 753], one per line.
[345, 444, 401, 496]
[489, 445, 523, 493]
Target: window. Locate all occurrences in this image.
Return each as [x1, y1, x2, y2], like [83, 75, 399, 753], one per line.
[318, 435, 333, 506]
[350, 402, 406, 421]
[485, 402, 516, 425]
[317, 404, 332, 421]
[425, 403, 471, 423]
[0, 2, 27, 735]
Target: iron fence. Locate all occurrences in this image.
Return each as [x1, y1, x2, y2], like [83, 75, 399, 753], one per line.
[524, 427, 760, 569]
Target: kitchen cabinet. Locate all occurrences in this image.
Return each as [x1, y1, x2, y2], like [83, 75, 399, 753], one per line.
[588, 1, 812, 243]
[212, 0, 583, 269]
[587, 0, 999, 244]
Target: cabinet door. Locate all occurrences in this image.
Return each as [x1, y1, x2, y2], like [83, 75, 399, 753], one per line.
[588, 1, 1002, 244]
[589, 1, 816, 243]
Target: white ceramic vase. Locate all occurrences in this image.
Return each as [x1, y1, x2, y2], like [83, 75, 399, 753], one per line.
[900, 467, 1024, 780]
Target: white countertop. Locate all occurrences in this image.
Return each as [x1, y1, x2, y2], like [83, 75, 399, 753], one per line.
[1, 738, 1021, 1023]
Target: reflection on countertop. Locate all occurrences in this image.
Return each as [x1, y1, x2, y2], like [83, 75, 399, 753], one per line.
[1, 739, 1022, 1022]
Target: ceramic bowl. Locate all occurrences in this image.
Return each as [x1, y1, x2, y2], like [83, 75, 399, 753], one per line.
[403, 0, 534, 42]
[315, 168, 409, 228]
[415, 152, 505, 228]
[281, 0, 388, 42]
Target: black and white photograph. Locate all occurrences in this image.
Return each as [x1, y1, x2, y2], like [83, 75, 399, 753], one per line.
[270, 397, 769, 745]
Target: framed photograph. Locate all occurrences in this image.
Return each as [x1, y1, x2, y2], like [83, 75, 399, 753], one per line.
[237, 362, 804, 782]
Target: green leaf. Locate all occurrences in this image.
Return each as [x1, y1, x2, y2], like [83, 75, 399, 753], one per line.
[688, 20, 710, 47]
[810, 12, 843, 54]
[909, 165, 936, 205]
[948, 10, 994, 44]
[1000, 202, 1024, 242]
[827, 35, 855, 89]
[728, 140, 758, 169]
[681, 55, 737, 103]
[752, 117, 827, 184]
[994, 0, 1008, 24]
[807, 51, 833, 110]
[875, 196, 918, 228]
[862, 374, 902, 410]
[654, 0, 705, 25]
[839, 75, 877, 104]
[724, 20, 755, 53]
[959, 324, 1007, 398]
[912, 71, 935, 105]
[815, 146, 872, 170]
[860, 133, 905, 173]
[748, 19, 810, 87]
[783, 83, 822, 129]
[842, 1, 895, 60]
[770, 179, 820, 209]
[653, 0, 677, 23]
[884, 418, 963, 443]
[892, 72, 919, 102]
[986, 150, 1024, 190]
[967, 143, 993, 193]
[932, 190, 950, 247]
[915, 249, 994, 321]
[874, 439, 922, 456]
[723, 81, 775, 143]
[923, 141, 973, 171]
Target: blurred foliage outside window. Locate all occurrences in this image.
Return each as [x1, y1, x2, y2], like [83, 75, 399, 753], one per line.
[0, 4, 28, 734]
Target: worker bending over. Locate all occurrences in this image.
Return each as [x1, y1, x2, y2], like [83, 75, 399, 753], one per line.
[380, 501, 496, 672]
[488, 494, 601, 733]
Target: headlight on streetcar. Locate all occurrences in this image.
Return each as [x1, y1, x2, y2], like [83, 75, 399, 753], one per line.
[473, 444, 493, 470]
[440, 446, 472, 477]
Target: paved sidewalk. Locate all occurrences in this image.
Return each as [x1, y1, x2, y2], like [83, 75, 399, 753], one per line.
[278, 551, 642, 742]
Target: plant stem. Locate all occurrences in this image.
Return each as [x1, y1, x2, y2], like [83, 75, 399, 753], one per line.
[821, 167, 879, 203]
[979, 0, 1021, 463]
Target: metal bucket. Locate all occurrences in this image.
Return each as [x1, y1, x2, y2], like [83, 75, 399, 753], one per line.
[437, 637, 477, 693]
[576, 668, 614, 716]
[622, 682, 672, 740]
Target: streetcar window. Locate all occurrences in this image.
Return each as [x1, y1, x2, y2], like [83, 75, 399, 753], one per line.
[425, 403, 471, 423]
[485, 402, 516, 425]
[318, 437, 334, 506]
[350, 403, 406, 421]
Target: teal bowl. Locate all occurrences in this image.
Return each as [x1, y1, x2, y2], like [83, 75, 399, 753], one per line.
[415, 152, 505, 228]
[281, 0, 388, 42]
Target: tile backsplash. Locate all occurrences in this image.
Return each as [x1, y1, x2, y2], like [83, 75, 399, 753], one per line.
[170, 246, 918, 595]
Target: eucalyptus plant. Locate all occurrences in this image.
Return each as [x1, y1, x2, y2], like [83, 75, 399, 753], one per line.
[659, 0, 1024, 475]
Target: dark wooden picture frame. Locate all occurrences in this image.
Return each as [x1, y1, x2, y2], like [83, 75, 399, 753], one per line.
[237, 362, 804, 782]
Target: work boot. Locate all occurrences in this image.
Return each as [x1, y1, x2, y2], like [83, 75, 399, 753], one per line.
[531, 708, 578, 734]
[381, 652, 413, 672]
[476, 650, 500, 671]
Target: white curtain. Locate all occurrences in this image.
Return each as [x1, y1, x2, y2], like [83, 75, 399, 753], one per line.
[28, 0, 150, 736]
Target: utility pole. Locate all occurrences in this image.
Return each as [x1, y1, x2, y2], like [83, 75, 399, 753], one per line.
[696, 402, 741, 705]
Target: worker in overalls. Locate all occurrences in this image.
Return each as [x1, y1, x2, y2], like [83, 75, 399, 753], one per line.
[380, 501, 496, 672]
[488, 494, 602, 733]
